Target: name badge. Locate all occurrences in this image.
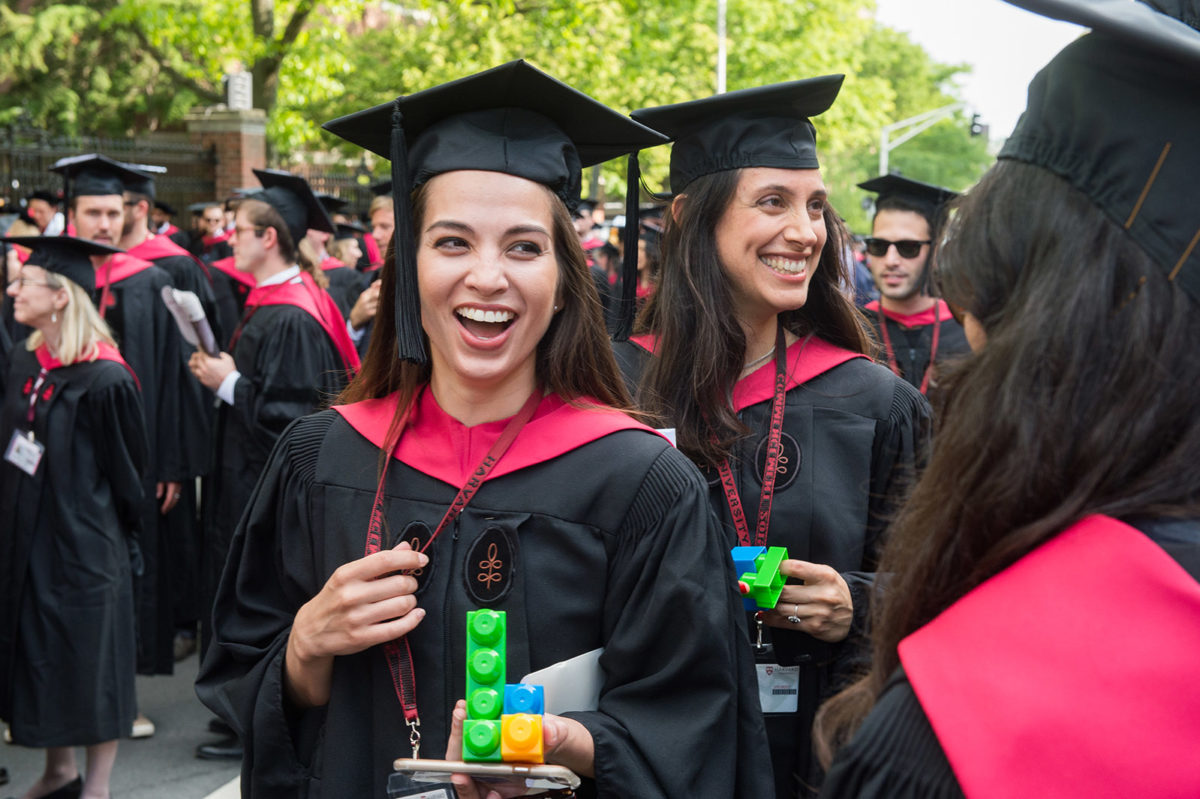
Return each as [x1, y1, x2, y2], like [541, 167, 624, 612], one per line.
[5, 430, 45, 477]
[756, 662, 800, 714]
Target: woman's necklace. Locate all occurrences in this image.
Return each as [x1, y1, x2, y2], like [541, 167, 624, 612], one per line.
[742, 344, 776, 374]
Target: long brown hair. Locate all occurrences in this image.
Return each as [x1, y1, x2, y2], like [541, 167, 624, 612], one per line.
[814, 160, 1200, 763]
[636, 168, 873, 470]
[338, 176, 637, 447]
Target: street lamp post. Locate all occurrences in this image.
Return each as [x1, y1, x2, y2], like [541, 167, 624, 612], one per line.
[879, 101, 967, 176]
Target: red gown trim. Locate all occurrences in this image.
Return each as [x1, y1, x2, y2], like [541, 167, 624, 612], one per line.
[333, 388, 663, 486]
[35, 341, 140, 387]
[365, 234, 383, 268]
[94, 253, 155, 288]
[127, 235, 212, 281]
[863, 299, 953, 329]
[211, 256, 256, 289]
[900, 514, 1200, 799]
[732, 337, 865, 411]
[320, 256, 348, 272]
[244, 272, 361, 374]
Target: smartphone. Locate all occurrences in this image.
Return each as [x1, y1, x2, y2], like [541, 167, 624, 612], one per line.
[392, 759, 581, 791]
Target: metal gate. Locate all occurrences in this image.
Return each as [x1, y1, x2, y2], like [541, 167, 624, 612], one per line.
[1, 125, 217, 217]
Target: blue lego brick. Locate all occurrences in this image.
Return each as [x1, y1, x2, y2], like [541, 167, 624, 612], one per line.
[503, 683, 544, 715]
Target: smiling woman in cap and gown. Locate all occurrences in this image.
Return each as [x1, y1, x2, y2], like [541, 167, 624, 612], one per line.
[615, 78, 932, 797]
[195, 61, 772, 799]
[0, 236, 148, 799]
[816, 2, 1200, 797]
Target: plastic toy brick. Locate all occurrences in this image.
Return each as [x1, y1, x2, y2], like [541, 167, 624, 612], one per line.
[503, 683, 544, 715]
[463, 719, 503, 762]
[731, 546, 765, 579]
[501, 713, 544, 763]
[731, 545, 789, 610]
[466, 609, 507, 722]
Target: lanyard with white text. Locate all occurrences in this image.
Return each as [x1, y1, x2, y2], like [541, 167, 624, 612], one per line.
[362, 387, 542, 757]
[717, 324, 787, 548]
[878, 301, 941, 395]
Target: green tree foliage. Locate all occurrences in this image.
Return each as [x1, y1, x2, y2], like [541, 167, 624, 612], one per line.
[0, 0, 992, 219]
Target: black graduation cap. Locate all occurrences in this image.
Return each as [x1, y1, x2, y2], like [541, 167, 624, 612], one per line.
[369, 179, 393, 197]
[154, 200, 177, 216]
[316, 192, 351, 215]
[321, 59, 667, 363]
[49, 154, 154, 201]
[187, 202, 211, 215]
[857, 174, 958, 228]
[251, 168, 336, 246]
[335, 221, 366, 240]
[117, 160, 167, 199]
[2, 235, 122, 294]
[28, 189, 60, 205]
[611, 75, 844, 338]
[997, 0, 1200, 304]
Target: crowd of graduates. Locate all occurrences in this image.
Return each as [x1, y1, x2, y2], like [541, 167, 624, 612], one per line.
[1, 1, 1199, 798]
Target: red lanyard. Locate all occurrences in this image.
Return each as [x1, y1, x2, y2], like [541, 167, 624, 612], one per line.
[717, 324, 788, 548]
[25, 368, 50, 428]
[362, 387, 542, 757]
[878, 301, 941, 395]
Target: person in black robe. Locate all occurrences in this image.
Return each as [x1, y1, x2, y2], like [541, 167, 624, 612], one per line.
[197, 61, 773, 798]
[0, 236, 147, 799]
[49, 155, 204, 690]
[119, 164, 226, 661]
[620, 79, 931, 798]
[817, 3, 1200, 795]
[856, 175, 970, 399]
[188, 168, 359, 760]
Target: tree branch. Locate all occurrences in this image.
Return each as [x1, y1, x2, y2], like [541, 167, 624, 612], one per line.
[256, 0, 316, 77]
[129, 21, 223, 103]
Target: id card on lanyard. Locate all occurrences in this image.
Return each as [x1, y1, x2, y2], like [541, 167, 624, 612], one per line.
[4, 368, 50, 477]
[751, 615, 799, 714]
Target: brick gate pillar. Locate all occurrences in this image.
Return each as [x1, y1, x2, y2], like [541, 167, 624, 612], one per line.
[184, 108, 267, 201]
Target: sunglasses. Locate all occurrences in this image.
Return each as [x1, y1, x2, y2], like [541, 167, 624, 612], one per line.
[865, 237, 930, 259]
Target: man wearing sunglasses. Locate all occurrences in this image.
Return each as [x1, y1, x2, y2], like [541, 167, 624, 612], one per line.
[858, 174, 971, 397]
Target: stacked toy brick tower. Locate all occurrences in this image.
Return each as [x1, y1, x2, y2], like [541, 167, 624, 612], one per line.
[463, 609, 546, 763]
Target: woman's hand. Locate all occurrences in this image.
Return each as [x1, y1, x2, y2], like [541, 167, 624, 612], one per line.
[444, 699, 595, 799]
[284, 542, 428, 708]
[761, 559, 854, 642]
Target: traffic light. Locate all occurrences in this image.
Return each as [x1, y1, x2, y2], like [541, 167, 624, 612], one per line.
[970, 113, 984, 137]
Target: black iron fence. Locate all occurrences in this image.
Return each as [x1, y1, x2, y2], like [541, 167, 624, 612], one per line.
[0, 126, 217, 216]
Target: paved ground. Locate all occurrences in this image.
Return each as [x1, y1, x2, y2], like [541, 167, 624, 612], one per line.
[1, 652, 240, 798]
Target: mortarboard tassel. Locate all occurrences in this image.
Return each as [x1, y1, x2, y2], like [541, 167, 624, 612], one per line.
[389, 106, 428, 364]
[613, 152, 642, 341]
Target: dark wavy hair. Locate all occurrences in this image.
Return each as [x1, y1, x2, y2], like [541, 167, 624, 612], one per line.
[636, 168, 874, 470]
[815, 159, 1200, 762]
[338, 176, 636, 446]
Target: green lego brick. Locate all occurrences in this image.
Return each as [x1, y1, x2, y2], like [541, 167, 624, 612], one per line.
[466, 609, 506, 721]
[741, 546, 788, 609]
[462, 719, 502, 762]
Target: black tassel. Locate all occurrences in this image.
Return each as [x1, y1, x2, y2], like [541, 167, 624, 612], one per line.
[613, 152, 641, 341]
[390, 106, 427, 364]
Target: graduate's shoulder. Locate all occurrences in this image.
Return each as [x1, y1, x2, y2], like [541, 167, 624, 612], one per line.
[802, 353, 929, 423]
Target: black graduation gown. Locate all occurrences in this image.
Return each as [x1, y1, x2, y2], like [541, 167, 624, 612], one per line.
[320, 262, 368, 321]
[864, 302, 971, 396]
[616, 335, 931, 798]
[196, 393, 775, 799]
[131, 239, 224, 628]
[95, 260, 209, 674]
[200, 301, 351, 655]
[0, 345, 147, 745]
[819, 516, 1200, 799]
